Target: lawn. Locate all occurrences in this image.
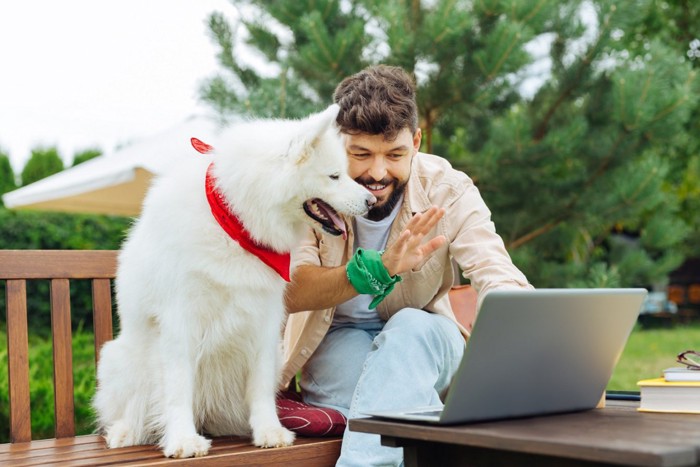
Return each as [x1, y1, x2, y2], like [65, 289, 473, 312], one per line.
[608, 322, 700, 391]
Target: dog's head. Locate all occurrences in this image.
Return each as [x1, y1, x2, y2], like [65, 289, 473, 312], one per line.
[288, 105, 376, 239]
[207, 105, 375, 250]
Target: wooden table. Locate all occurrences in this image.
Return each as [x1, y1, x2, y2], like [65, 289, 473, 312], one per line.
[349, 401, 700, 467]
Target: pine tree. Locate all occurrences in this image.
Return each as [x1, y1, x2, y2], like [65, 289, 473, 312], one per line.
[202, 0, 698, 288]
[21, 146, 64, 186]
[621, 0, 700, 258]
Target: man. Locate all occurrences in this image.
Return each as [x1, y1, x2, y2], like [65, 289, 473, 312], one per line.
[283, 65, 532, 466]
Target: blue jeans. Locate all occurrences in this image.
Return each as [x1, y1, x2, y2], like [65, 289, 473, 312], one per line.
[300, 308, 465, 467]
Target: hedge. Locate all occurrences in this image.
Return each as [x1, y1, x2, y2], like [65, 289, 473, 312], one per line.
[0, 325, 97, 443]
[0, 208, 131, 336]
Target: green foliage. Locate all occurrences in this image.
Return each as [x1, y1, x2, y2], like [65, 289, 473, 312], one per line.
[204, 0, 363, 118]
[623, 0, 700, 258]
[0, 325, 97, 443]
[72, 148, 102, 167]
[203, 0, 699, 288]
[0, 208, 130, 335]
[21, 147, 64, 186]
[0, 209, 129, 251]
[0, 152, 17, 204]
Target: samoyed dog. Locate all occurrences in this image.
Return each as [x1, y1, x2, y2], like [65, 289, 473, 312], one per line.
[93, 104, 374, 458]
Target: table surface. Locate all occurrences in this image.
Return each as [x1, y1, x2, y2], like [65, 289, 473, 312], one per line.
[349, 401, 700, 467]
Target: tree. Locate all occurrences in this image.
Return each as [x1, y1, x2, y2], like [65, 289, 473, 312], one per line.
[0, 150, 16, 205]
[202, 0, 698, 288]
[21, 146, 64, 186]
[72, 148, 102, 167]
[620, 0, 700, 258]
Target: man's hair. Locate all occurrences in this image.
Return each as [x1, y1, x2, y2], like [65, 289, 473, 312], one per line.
[333, 65, 418, 141]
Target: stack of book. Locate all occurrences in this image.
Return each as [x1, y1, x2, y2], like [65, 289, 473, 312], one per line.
[637, 367, 700, 414]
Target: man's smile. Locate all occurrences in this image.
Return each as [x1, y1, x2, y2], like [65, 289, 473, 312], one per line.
[364, 183, 390, 196]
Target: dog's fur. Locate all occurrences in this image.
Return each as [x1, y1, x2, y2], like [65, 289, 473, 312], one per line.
[93, 105, 374, 458]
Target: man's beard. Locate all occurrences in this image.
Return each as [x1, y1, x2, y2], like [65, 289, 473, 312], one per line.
[356, 177, 408, 221]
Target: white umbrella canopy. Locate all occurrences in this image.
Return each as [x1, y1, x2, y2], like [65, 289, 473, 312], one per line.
[3, 116, 223, 217]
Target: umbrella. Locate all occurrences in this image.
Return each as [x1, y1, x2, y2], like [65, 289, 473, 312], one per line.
[2, 116, 223, 217]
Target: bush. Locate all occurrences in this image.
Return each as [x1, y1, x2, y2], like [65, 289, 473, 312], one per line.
[20, 147, 63, 186]
[0, 153, 16, 203]
[0, 325, 97, 443]
[0, 208, 130, 335]
[0, 208, 130, 251]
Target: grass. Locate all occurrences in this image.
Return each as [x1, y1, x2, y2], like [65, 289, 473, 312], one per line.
[608, 322, 700, 391]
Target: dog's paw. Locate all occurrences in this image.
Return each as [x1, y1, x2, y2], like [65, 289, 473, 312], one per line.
[253, 425, 295, 448]
[104, 420, 139, 448]
[162, 433, 212, 458]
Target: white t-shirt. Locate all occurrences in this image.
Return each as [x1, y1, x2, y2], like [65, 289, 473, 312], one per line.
[332, 196, 404, 325]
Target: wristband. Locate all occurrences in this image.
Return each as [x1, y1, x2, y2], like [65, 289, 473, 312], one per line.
[346, 248, 402, 308]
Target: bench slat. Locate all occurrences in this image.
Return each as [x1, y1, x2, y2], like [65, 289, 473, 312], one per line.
[92, 278, 113, 365]
[50, 278, 76, 439]
[0, 250, 117, 279]
[0, 435, 342, 466]
[6, 279, 32, 443]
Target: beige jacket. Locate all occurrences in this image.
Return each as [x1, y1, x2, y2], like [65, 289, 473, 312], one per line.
[281, 152, 532, 385]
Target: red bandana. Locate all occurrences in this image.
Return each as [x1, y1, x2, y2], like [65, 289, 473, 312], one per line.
[194, 139, 291, 282]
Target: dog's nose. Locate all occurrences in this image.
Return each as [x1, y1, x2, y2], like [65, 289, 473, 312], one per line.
[366, 195, 377, 208]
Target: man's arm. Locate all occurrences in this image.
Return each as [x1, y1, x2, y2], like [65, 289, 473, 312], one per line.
[285, 264, 358, 313]
[285, 206, 447, 313]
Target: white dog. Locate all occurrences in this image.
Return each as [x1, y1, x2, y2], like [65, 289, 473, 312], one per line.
[93, 105, 374, 458]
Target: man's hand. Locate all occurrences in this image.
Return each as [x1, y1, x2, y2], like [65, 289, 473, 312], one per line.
[381, 206, 447, 277]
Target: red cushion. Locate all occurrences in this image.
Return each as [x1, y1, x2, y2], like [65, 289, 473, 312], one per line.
[276, 390, 347, 437]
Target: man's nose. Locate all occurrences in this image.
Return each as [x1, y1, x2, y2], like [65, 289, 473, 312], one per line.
[368, 157, 387, 181]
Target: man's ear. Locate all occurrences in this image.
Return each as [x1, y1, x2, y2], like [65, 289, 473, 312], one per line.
[413, 128, 422, 152]
[288, 104, 340, 165]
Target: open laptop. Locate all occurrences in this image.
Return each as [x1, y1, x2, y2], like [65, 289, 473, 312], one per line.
[364, 288, 646, 424]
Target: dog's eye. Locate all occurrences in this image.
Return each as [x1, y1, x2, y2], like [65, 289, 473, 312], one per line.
[329, 174, 340, 180]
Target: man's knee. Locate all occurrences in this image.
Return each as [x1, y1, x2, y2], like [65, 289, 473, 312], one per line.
[381, 308, 462, 348]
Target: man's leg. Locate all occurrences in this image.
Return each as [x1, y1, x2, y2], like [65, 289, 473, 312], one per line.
[300, 323, 382, 415]
[337, 309, 465, 467]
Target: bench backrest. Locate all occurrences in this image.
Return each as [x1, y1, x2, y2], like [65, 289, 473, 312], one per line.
[0, 249, 476, 444]
[0, 250, 118, 443]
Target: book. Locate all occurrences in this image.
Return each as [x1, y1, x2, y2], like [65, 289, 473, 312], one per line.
[664, 367, 700, 382]
[637, 377, 700, 414]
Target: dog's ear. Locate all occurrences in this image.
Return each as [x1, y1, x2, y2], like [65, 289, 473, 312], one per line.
[288, 104, 340, 166]
[308, 104, 340, 135]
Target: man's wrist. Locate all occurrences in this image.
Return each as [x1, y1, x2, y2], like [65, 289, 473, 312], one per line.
[346, 248, 402, 308]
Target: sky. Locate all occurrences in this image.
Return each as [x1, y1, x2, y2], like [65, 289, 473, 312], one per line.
[0, 0, 239, 173]
[0, 1, 566, 176]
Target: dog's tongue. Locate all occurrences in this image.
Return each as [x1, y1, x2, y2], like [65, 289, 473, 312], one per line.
[313, 199, 346, 240]
[324, 204, 347, 240]
[334, 214, 348, 241]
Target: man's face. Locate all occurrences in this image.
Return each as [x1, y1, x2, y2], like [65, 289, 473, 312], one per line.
[345, 128, 421, 221]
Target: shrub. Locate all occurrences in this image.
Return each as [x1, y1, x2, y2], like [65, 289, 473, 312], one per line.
[0, 325, 97, 443]
[0, 208, 130, 335]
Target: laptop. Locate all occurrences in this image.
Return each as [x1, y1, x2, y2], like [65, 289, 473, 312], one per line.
[364, 288, 646, 424]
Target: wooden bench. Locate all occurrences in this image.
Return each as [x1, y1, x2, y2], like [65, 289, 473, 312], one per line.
[0, 249, 342, 466]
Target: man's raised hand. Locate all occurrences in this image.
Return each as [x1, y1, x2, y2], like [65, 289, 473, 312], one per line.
[381, 206, 447, 277]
